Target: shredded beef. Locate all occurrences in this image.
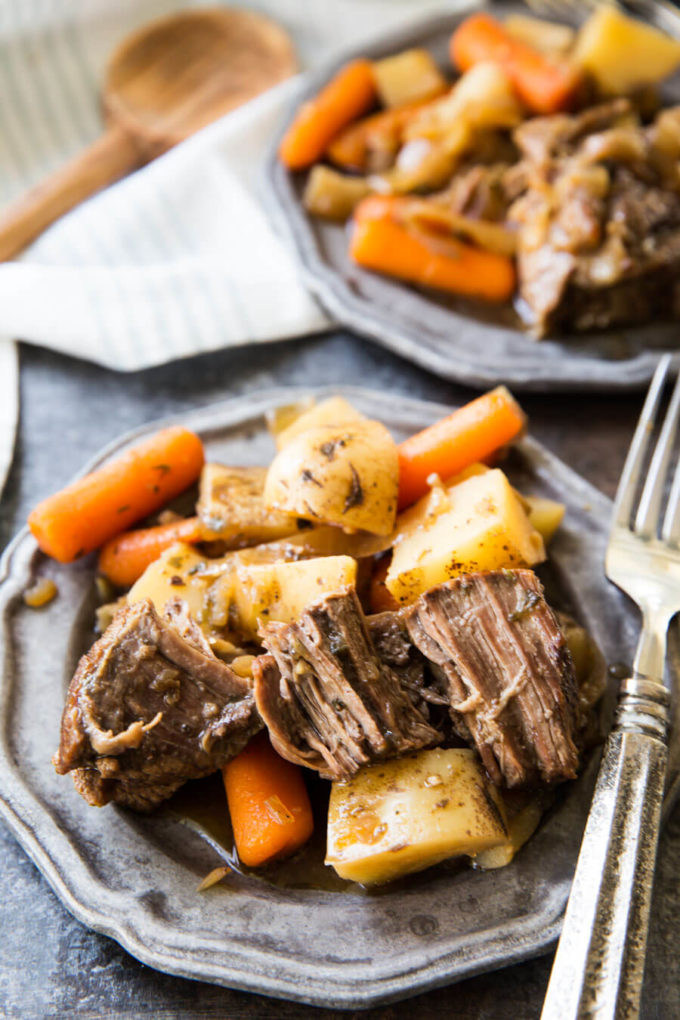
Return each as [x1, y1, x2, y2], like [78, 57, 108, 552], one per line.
[510, 101, 680, 335]
[403, 571, 579, 788]
[254, 588, 441, 780]
[54, 599, 262, 811]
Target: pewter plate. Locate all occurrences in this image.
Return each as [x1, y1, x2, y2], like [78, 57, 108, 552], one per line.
[265, 5, 680, 393]
[0, 387, 668, 1008]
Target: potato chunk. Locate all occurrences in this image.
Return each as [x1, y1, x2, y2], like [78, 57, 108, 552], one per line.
[197, 464, 299, 545]
[472, 798, 544, 870]
[128, 542, 215, 622]
[524, 494, 565, 544]
[304, 165, 370, 221]
[386, 468, 545, 605]
[265, 419, 399, 535]
[273, 396, 366, 450]
[372, 48, 447, 108]
[326, 748, 509, 884]
[232, 556, 357, 638]
[129, 544, 357, 640]
[575, 7, 680, 94]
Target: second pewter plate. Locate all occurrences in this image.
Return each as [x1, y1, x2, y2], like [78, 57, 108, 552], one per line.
[265, 3, 680, 393]
[1, 385, 678, 1008]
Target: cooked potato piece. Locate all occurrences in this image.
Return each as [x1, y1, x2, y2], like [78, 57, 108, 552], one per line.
[472, 798, 544, 870]
[242, 523, 393, 562]
[265, 419, 399, 535]
[386, 468, 545, 604]
[273, 396, 366, 450]
[129, 544, 357, 640]
[232, 556, 357, 638]
[304, 165, 370, 221]
[427, 465, 563, 543]
[504, 14, 575, 55]
[575, 7, 680, 94]
[266, 398, 316, 443]
[326, 748, 509, 884]
[372, 48, 447, 108]
[524, 494, 566, 543]
[559, 614, 607, 716]
[197, 464, 300, 545]
[128, 542, 231, 627]
[405, 63, 523, 142]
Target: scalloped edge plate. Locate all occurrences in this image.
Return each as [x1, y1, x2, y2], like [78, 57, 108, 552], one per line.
[264, 5, 680, 393]
[0, 386, 672, 1008]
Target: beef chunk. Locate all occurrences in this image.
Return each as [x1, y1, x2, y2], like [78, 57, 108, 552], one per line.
[253, 588, 441, 780]
[510, 101, 680, 335]
[404, 571, 579, 788]
[368, 611, 449, 710]
[54, 599, 262, 811]
[513, 99, 632, 165]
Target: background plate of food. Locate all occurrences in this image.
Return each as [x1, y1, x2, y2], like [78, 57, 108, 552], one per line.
[2, 386, 680, 1007]
[267, 2, 680, 391]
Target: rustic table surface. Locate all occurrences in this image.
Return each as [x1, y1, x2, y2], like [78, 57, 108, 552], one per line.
[1, 333, 678, 1020]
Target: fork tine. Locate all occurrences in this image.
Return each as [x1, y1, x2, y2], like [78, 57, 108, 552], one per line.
[613, 355, 672, 529]
[661, 455, 680, 545]
[635, 365, 680, 538]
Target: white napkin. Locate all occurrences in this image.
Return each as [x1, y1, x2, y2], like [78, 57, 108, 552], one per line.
[0, 0, 453, 371]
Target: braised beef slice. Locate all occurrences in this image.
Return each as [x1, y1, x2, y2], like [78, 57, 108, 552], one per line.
[404, 571, 579, 788]
[254, 588, 441, 780]
[54, 598, 262, 811]
[368, 611, 449, 709]
[510, 101, 680, 335]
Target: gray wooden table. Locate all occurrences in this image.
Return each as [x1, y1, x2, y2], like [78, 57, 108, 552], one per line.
[1, 334, 678, 1019]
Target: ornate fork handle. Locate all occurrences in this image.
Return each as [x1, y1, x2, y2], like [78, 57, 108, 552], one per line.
[541, 675, 671, 1020]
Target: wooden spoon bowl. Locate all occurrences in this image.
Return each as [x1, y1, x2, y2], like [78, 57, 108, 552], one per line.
[0, 7, 297, 260]
[105, 8, 297, 156]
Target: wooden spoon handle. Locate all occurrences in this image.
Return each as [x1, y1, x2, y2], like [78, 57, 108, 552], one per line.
[0, 124, 143, 262]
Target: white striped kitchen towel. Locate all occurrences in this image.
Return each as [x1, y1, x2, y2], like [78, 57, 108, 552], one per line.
[0, 0, 453, 371]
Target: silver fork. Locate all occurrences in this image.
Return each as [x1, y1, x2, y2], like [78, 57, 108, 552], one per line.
[542, 354, 680, 1020]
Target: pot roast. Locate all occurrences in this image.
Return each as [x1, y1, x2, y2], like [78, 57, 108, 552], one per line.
[57, 570, 582, 809]
[253, 587, 442, 780]
[256, 571, 579, 787]
[510, 99, 680, 336]
[54, 598, 262, 811]
[403, 570, 579, 787]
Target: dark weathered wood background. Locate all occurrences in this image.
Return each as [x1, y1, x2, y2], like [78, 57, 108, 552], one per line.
[2, 334, 678, 1019]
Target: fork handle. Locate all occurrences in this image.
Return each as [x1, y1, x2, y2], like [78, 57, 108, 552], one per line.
[541, 677, 670, 1020]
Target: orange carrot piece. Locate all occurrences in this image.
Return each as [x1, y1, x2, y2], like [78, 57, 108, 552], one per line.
[28, 427, 205, 563]
[350, 195, 516, 304]
[451, 13, 582, 115]
[326, 98, 434, 172]
[98, 516, 204, 588]
[397, 386, 526, 509]
[223, 732, 314, 868]
[279, 59, 376, 170]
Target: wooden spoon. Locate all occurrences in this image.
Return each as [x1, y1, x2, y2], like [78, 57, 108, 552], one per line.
[0, 7, 296, 261]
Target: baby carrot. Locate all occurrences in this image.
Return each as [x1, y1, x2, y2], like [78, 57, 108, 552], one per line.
[28, 426, 205, 563]
[397, 386, 526, 509]
[223, 732, 314, 868]
[279, 59, 376, 170]
[451, 13, 583, 115]
[98, 516, 204, 588]
[350, 196, 516, 304]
